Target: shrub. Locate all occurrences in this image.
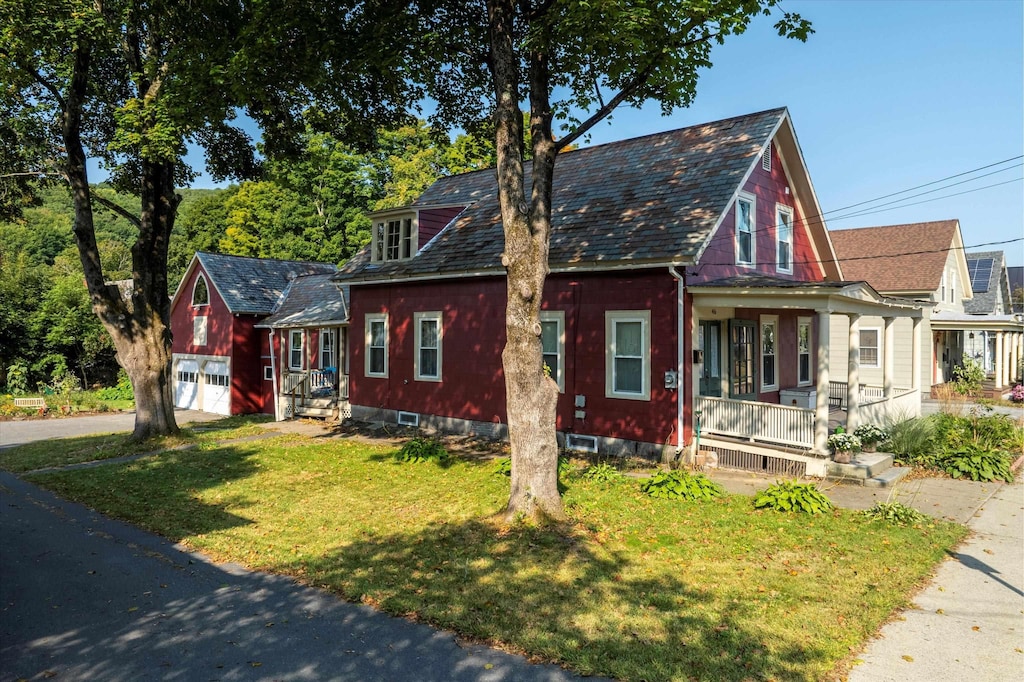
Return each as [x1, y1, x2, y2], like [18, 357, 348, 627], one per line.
[853, 424, 887, 446]
[5, 362, 28, 396]
[1011, 384, 1024, 403]
[862, 501, 928, 526]
[827, 432, 861, 453]
[395, 438, 450, 464]
[753, 480, 833, 514]
[96, 370, 134, 401]
[580, 462, 622, 483]
[493, 457, 512, 476]
[884, 416, 938, 466]
[951, 358, 985, 396]
[640, 470, 724, 501]
[938, 446, 1013, 482]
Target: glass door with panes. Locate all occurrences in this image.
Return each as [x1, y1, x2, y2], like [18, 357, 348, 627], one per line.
[729, 320, 757, 400]
[698, 320, 722, 397]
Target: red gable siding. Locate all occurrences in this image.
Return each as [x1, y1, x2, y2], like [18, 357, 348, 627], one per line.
[689, 141, 823, 283]
[349, 270, 681, 447]
[418, 206, 464, 247]
[171, 263, 233, 356]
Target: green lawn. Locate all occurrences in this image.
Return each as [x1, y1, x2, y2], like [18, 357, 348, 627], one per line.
[11, 423, 966, 681]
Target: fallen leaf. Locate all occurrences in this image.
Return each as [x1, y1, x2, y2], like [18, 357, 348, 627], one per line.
[972, 626, 981, 631]
[936, 609, 945, 614]
[250, 662, 262, 667]
[983, 548, 994, 555]
[902, 655, 914, 662]
[484, 663, 494, 670]
[127, 606, 138, 612]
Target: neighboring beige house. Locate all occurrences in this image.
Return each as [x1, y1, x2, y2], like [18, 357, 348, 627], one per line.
[829, 220, 969, 391]
[953, 250, 1023, 387]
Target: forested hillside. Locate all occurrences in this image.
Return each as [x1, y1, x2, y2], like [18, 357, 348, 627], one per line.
[0, 122, 495, 391]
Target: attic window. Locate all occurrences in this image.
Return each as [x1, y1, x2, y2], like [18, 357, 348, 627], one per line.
[192, 274, 209, 307]
[761, 146, 772, 172]
[372, 215, 416, 263]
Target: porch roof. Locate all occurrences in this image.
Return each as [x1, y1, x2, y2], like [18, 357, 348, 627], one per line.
[255, 275, 350, 329]
[930, 311, 1024, 332]
[688, 275, 923, 317]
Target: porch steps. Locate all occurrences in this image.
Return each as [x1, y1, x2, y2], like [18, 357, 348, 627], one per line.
[825, 453, 910, 488]
[295, 405, 335, 419]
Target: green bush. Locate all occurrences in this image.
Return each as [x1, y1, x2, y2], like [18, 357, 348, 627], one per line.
[493, 456, 512, 476]
[395, 438, 451, 464]
[96, 370, 134, 401]
[640, 470, 724, 501]
[4, 362, 29, 396]
[951, 358, 985, 396]
[579, 462, 622, 483]
[861, 501, 928, 526]
[884, 417, 938, 466]
[753, 480, 833, 515]
[938, 446, 1013, 482]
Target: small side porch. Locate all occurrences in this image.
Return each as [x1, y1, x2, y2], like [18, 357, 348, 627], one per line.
[688, 277, 924, 476]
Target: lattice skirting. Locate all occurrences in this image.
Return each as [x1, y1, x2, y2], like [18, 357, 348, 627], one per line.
[707, 446, 808, 477]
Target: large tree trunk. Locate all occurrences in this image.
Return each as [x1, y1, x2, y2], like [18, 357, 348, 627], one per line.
[63, 38, 179, 441]
[489, 0, 564, 522]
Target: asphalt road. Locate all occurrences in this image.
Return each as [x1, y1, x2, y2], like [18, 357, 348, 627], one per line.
[0, 414, 595, 682]
[0, 409, 222, 449]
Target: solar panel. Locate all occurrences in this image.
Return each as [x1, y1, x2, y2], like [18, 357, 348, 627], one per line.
[968, 258, 993, 293]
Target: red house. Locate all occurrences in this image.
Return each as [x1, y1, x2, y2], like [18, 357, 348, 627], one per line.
[169, 253, 336, 415]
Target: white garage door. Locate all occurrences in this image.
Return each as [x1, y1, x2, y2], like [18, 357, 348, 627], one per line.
[202, 361, 231, 415]
[174, 360, 199, 410]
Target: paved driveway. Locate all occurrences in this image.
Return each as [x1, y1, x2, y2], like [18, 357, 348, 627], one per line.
[0, 409, 222, 449]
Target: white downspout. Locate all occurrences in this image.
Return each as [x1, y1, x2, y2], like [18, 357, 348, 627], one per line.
[669, 266, 686, 453]
[269, 330, 280, 421]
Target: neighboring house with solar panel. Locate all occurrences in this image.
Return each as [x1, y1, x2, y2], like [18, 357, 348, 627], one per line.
[169, 253, 338, 415]
[957, 251, 1023, 386]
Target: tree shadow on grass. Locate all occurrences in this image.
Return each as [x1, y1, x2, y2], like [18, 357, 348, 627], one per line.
[27, 442, 262, 541]
[283, 518, 829, 681]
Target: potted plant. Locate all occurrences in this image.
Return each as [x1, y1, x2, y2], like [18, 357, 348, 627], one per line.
[827, 430, 861, 464]
[853, 424, 887, 453]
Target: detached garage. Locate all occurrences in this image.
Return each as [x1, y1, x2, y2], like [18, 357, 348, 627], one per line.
[174, 359, 199, 410]
[202, 360, 231, 415]
[172, 355, 231, 415]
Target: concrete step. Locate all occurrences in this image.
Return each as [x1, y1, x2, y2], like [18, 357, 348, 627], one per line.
[825, 453, 893, 480]
[295, 406, 335, 419]
[863, 466, 912, 488]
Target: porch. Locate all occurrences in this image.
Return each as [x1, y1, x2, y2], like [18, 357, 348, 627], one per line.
[281, 367, 351, 420]
[688, 277, 924, 463]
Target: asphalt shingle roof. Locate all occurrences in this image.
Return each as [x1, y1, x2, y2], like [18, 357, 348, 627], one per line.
[196, 252, 337, 315]
[258, 274, 350, 328]
[337, 108, 786, 281]
[964, 251, 1008, 314]
[828, 221, 959, 294]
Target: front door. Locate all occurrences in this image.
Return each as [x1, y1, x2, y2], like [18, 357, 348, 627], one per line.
[729, 320, 757, 400]
[698, 320, 722, 397]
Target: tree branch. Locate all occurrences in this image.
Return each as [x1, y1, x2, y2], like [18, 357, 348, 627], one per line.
[93, 193, 143, 228]
[14, 60, 67, 110]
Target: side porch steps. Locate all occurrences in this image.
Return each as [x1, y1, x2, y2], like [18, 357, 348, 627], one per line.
[825, 453, 911, 488]
[290, 397, 352, 421]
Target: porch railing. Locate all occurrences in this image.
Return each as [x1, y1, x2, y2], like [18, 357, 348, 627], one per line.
[696, 396, 815, 449]
[859, 388, 921, 424]
[828, 381, 884, 409]
[282, 370, 307, 395]
[282, 369, 349, 401]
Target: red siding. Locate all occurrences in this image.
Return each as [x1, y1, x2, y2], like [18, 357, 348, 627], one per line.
[689, 141, 824, 284]
[171, 264, 233, 356]
[231, 315, 264, 414]
[418, 206, 464, 247]
[350, 270, 682, 447]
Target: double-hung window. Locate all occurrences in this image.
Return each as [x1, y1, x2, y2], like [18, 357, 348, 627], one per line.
[860, 328, 881, 368]
[320, 328, 336, 369]
[373, 216, 415, 262]
[365, 314, 388, 377]
[289, 330, 304, 370]
[540, 311, 565, 392]
[736, 192, 755, 266]
[797, 317, 812, 386]
[760, 316, 778, 391]
[606, 311, 651, 400]
[776, 205, 793, 273]
[414, 312, 442, 381]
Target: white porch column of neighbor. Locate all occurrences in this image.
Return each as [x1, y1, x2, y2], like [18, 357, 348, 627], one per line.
[846, 313, 861, 431]
[1011, 332, 1021, 384]
[994, 331, 1004, 389]
[814, 310, 831, 454]
[883, 316, 895, 401]
[911, 317, 922, 393]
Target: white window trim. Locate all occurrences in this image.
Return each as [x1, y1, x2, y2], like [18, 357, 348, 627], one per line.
[540, 310, 566, 393]
[289, 330, 304, 371]
[859, 326, 882, 369]
[775, 204, 794, 274]
[193, 316, 208, 347]
[797, 316, 813, 387]
[371, 213, 418, 263]
[320, 328, 336, 369]
[940, 271, 947, 303]
[735, 191, 756, 268]
[192, 273, 210, 307]
[365, 313, 388, 378]
[605, 310, 651, 401]
[263, 365, 273, 381]
[760, 315, 779, 392]
[413, 311, 442, 382]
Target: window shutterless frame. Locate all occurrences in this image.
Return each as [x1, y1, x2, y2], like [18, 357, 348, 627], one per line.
[775, 205, 793, 274]
[735, 192, 756, 267]
[413, 311, 442, 382]
[605, 310, 651, 401]
[540, 310, 566, 392]
[289, 330, 304, 370]
[365, 313, 388, 378]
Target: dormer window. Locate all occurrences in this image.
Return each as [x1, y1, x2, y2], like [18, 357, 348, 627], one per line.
[192, 274, 209, 307]
[372, 214, 417, 263]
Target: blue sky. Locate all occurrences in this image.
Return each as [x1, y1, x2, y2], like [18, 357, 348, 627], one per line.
[117, 0, 1023, 265]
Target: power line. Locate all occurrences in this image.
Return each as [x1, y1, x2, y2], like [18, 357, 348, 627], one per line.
[826, 176, 1024, 223]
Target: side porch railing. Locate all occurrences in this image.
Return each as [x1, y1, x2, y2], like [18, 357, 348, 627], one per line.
[696, 396, 815, 449]
[828, 381, 884, 409]
[281, 369, 349, 409]
[859, 388, 920, 424]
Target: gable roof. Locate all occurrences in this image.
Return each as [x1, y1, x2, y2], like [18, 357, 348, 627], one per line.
[964, 251, 1010, 314]
[171, 252, 337, 315]
[256, 274, 349, 328]
[337, 107, 799, 283]
[829, 220, 961, 294]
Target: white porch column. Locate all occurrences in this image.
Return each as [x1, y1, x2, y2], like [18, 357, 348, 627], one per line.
[1011, 332, 1021, 384]
[911, 317, 922, 393]
[883, 316, 895, 401]
[994, 332, 1004, 389]
[847, 313, 861, 431]
[814, 310, 831, 454]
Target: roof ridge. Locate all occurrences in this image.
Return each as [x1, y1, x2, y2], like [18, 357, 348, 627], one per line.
[197, 251, 337, 269]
